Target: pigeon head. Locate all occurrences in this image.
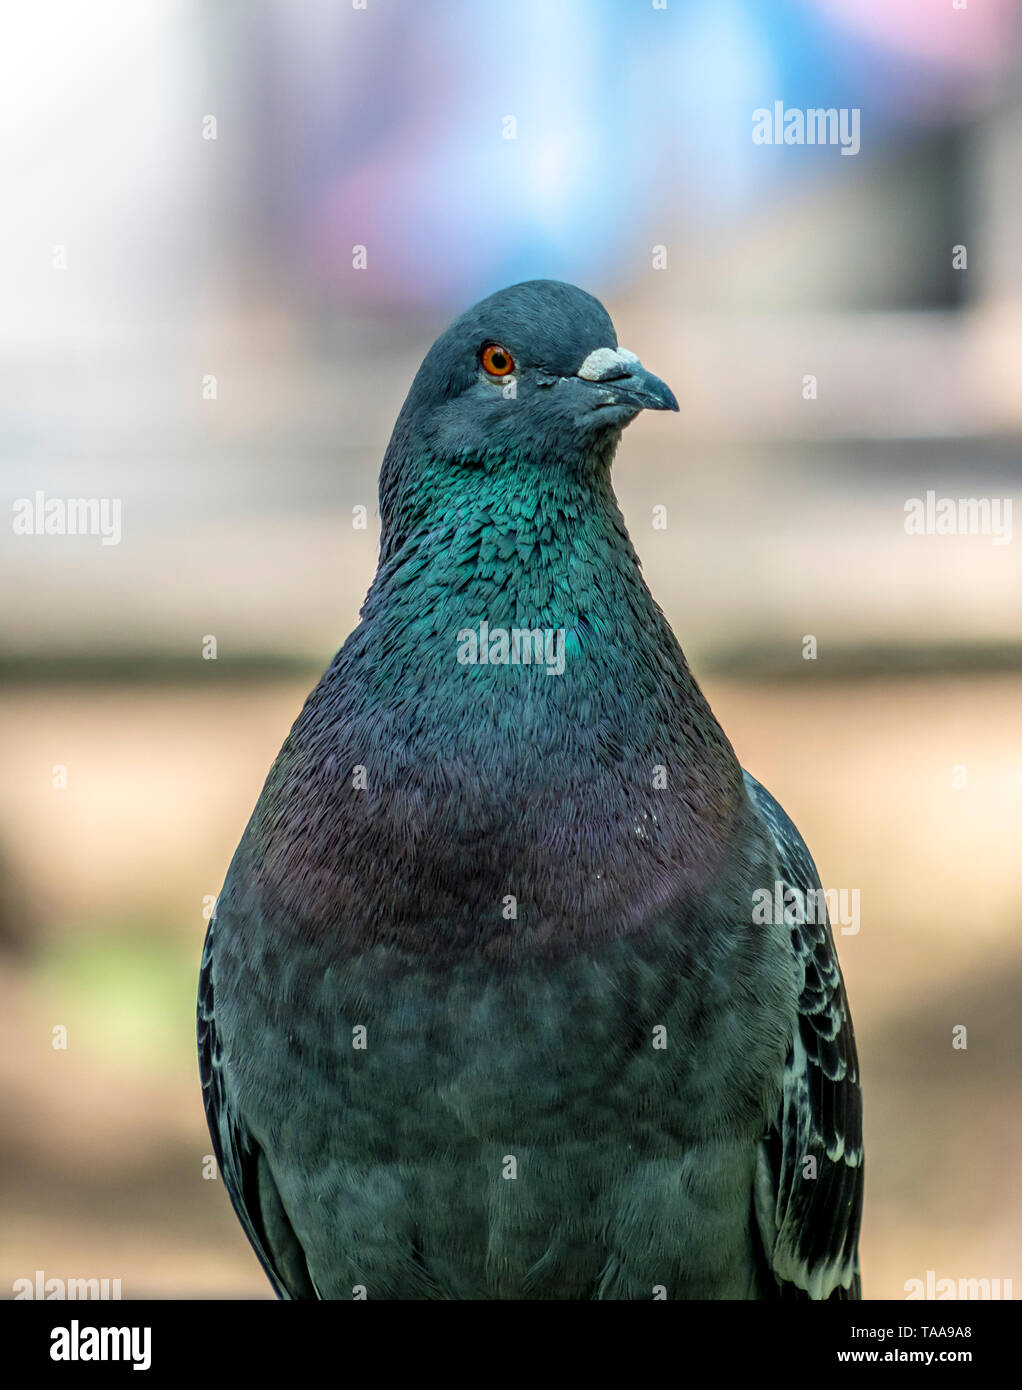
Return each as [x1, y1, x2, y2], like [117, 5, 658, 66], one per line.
[378, 281, 677, 553]
[394, 279, 676, 458]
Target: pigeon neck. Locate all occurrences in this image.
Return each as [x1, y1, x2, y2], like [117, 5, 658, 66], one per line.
[358, 459, 741, 785]
[370, 455, 651, 623]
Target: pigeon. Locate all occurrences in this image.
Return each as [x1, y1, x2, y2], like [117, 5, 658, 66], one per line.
[198, 279, 862, 1300]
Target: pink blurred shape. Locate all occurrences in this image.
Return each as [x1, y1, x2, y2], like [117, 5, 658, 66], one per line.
[811, 0, 1019, 68]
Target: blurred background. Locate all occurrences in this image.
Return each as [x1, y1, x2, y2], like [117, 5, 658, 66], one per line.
[1, 0, 1020, 1298]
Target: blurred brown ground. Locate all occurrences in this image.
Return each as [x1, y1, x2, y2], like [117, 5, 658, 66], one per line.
[0, 670, 1018, 1298]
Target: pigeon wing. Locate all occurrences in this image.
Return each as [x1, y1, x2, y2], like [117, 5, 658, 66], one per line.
[745, 771, 864, 1299]
[197, 912, 317, 1299]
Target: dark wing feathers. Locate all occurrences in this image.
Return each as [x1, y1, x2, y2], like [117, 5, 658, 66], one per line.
[745, 770, 864, 1299]
[197, 915, 316, 1300]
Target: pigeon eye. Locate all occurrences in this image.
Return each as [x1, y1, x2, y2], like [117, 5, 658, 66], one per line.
[480, 343, 515, 377]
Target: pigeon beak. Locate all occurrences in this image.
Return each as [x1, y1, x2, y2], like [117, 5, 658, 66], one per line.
[575, 346, 679, 413]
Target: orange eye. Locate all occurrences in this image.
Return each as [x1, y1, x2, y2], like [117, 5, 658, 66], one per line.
[480, 343, 515, 377]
